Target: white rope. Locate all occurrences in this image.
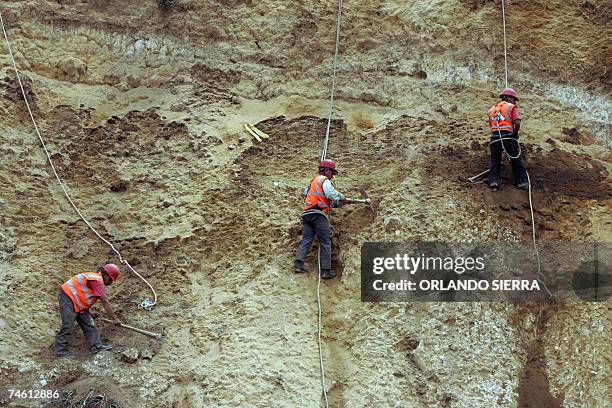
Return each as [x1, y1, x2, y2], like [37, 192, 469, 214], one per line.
[0, 11, 157, 310]
[524, 170, 551, 298]
[321, 0, 343, 161]
[496, 1, 550, 298]
[490, 137, 551, 298]
[317, 246, 329, 408]
[500, 0, 509, 88]
[315, 1, 344, 404]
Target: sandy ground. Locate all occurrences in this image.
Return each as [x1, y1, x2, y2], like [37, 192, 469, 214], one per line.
[0, 1, 610, 407]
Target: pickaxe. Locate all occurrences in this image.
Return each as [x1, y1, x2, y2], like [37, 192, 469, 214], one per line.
[100, 318, 162, 340]
[458, 169, 489, 183]
[344, 198, 372, 205]
[355, 187, 375, 213]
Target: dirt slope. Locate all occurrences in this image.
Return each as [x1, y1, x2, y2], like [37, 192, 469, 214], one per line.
[0, 1, 610, 407]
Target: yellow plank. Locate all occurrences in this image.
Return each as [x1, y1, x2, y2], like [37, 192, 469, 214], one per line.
[247, 123, 269, 140]
[244, 124, 262, 142]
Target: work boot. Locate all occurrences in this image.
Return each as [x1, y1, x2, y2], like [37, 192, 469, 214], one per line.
[293, 260, 309, 273]
[56, 350, 76, 359]
[517, 182, 528, 190]
[321, 269, 337, 279]
[90, 343, 112, 354]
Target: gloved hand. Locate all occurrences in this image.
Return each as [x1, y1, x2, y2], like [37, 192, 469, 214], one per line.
[90, 311, 100, 318]
[112, 318, 122, 327]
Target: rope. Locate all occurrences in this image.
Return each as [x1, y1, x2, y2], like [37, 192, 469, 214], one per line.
[0, 11, 157, 310]
[500, 0, 509, 88]
[321, 0, 343, 161]
[495, 1, 551, 299]
[490, 134, 551, 299]
[315, 1, 344, 404]
[491, 137, 551, 297]
[316, 246, 329, 408]
[524, 171, 551, 298]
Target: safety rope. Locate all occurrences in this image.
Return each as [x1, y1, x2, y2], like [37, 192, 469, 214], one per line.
[314, 1, 344, 405]
[321, 0, 343, 161]
[316, 247, 329, 408]
[0, 11, 157, 310]
[489, 136, 551, 298]
[495, 0, 552, 299]
[501, 0, 509, 88]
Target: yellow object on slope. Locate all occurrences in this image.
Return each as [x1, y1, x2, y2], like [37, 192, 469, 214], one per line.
[244, 123, 270, 142]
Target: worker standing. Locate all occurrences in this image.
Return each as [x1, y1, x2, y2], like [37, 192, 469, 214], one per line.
[487, 88, 528, 190]
[293, 160, 346, 279]
[55, 263, 122, 358]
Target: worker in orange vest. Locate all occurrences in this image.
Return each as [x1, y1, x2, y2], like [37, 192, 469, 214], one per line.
[55, 264, 122, 358]
[293, 159, 346, 279]
[487, 88, 528, 190]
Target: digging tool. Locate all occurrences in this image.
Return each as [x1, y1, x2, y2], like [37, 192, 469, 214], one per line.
[358, 187, 375, 213]
[468, 169, 490, 182]
[344, 198, 372, 205]
[458, 169, 490, 183]
[100, 318, 162, 340]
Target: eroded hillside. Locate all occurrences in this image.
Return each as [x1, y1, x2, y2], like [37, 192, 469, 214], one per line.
[0, 1, 610, 407]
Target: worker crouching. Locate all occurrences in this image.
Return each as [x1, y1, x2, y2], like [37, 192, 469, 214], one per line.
[487, 88, 528, 190]
[293, 159, 346, 280]
[55, 263, 122, 359]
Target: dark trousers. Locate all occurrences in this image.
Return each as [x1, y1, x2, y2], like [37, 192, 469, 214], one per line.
[55, 291, 100, 353]
[488, 137, 527, 185]
[295, 213, 332, 270]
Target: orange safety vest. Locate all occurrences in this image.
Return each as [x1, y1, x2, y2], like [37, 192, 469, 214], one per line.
[61, 272, 103, 313]
[303, 175, 332, 214]
[488, 101, 516, 133]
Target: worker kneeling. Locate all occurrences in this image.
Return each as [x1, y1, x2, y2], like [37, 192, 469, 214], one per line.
[293, 159, 347, 280]
[55, 263, 122, 359]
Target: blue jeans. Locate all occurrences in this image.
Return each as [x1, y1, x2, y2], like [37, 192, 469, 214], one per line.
[488, 136, 527, 186]
[295, 213, 332, 270]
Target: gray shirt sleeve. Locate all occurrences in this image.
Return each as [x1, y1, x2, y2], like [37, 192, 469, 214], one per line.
[322, 179, 345, 204]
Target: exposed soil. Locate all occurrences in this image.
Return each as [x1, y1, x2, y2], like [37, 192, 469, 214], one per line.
[510, 304, 566, 408]
[517, 336, 565, 408]
[426, 143, 610, 240]
[0, 1, 610, 407]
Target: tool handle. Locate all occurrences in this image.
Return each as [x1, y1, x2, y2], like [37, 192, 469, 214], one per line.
[100, 318, 162, 340]
[344, 198, 371, 204]
[468, 169, 490, 182]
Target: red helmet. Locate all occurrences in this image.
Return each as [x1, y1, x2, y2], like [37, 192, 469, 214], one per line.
[500, 88, 519, 100]
[319, 159, 338, 174]
[102, 263, 120, 282]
